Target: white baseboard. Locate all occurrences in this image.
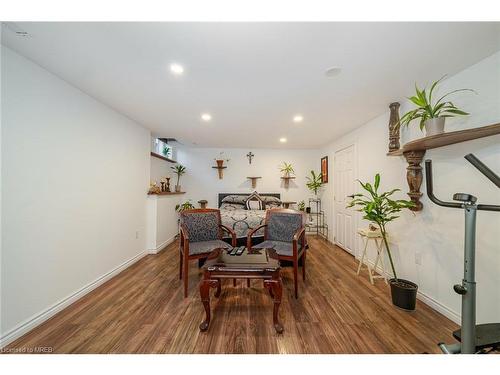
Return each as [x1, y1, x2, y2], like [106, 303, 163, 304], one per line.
[359, 256, 461, 325]
[147, 235, 177, 254]
[0, 250, 148, 348]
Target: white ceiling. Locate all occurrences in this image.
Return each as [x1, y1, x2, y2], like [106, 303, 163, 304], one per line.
[2, 22, 499, 148]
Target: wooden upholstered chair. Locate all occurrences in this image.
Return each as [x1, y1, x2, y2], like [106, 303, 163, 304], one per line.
[179, 209, 236, 297]
[247, 209, 306, 298]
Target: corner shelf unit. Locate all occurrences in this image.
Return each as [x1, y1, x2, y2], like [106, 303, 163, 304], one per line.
[387, 123, 500, 211]
[150, 152, 177, 163]
[306, 198, 328, 240]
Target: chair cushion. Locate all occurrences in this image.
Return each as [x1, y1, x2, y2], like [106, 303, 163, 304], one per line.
[253, 240, 302, 256]
[267, 212, 303, 242]
[181, 211, 220, 242]
[189, 240, 231, 255]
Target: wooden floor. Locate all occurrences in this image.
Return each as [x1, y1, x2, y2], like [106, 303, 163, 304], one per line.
[8, 236, 458, 353]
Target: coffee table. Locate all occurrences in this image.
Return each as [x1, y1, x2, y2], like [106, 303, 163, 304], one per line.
[199, 247, 284, 334]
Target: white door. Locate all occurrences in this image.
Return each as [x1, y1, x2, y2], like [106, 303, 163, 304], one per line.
[334, 145, 356, 255]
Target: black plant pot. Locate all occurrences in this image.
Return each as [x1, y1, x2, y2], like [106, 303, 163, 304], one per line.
[389, 278, 418, 311]
[305, 207, 311, 214]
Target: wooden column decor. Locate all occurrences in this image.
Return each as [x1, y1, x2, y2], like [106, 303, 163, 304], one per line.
[247, 177, 262, 189]
[388, 102, 401, 153]
[403, 150, 425, 211]
[212, 166, 227, 179]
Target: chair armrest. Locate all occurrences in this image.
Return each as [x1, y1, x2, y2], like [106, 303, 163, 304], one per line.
[246, 224, 267, 249]
[220, 224, 237, 247]
[293, 226, 306, 242]
[180, 224, 190, 242]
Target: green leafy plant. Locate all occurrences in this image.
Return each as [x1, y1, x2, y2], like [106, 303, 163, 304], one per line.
[279, 162, 295, 177]
[175, 200, 195, 212]
[306, 170, 323, 195]
[162, 145, 171, 157]
[398, 76, 474, 131]
[171, 164, 186, 187]
[297, 200, 305, 211]
[347, 174, 415, 281]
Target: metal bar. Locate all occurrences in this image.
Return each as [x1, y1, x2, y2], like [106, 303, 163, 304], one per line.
[465, 154, 500, 188]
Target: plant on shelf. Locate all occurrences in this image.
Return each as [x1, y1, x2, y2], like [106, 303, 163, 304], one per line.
[279, 162, 295, 177]
[347, 173, 418, 310]
[297, 200, 305, 211]
[162, 145, 171, 158]
[171, 164, 186, 192]
[398, 75, 475, 136]
[175, 200, 195, 212]
[214, 152, 230, 168]
[306, 170, 323, 195]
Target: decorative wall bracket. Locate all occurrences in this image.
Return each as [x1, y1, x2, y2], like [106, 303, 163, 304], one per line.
[280, 176, 295, 189]
[403, 150, 425, 211]
[212, 166, 227, 179]
[247, 176, 262, 189]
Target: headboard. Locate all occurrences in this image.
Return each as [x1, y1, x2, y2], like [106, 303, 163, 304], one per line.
[218, 193, 281, 208]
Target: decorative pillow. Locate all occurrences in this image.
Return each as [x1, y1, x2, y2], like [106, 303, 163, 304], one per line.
[220, 202, 245, 210]
[261, 195, 281, 209]
[245, 192, 264, 210]
[221, 194, 249, 205]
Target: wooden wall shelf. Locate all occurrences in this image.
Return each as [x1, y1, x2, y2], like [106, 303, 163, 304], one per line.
[388, 123, 500, 211]
[247, 176, 262, 189]
[280, 176, 296, 189]
[148, 191, 186, 196]
[150, 152, 177, 163]
[212, 166, 227, 179]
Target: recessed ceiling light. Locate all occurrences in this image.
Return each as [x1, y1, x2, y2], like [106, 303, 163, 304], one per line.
[201, 113, 212, 122]
[293, 115, 303, 123]
[279, 137, 287, 143]
[170, 63, 184, 75]
[325, 66, 342, 77]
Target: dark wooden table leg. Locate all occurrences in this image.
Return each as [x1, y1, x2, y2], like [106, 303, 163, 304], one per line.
[265, 275, 284, 334]
[214, 278, 221, 298]
[199, 275, 219, 332]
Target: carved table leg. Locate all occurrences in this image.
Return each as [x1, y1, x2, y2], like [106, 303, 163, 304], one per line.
[403, 150, 426, 211]
[265, 277, 284, 334]
[199, 278, 219, 331]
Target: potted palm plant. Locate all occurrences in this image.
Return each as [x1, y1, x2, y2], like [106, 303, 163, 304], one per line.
[347, 174, 417, 310]
[306, 170, 323, 196]
[398, 76, 474, 136]
[279, 162, 295, 177]
[171, 164, 186, 192]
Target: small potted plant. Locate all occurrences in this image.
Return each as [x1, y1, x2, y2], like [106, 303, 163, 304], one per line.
[279, 162, 295, 177]
[306, 170, 323, 196]
[162, 145, 171, 158]
[348, 174, 417, 310]
[214, 152, 230, 168]
[171, 164, 186, 193]
[175, 200, 195, 212]
[297, 200, 305, 211]
[398, 76, 474, 136]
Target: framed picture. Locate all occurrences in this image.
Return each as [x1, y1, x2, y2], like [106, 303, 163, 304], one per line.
[321, 156, 328, 183]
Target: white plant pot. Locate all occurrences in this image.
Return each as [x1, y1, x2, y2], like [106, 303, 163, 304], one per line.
[424, 117, 446, 136]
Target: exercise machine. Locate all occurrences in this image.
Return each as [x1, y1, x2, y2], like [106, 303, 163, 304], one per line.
[425, 153, 500, 354]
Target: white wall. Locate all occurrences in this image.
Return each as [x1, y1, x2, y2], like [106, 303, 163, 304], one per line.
[1, 47, 151, 344]
[146, 195, 182, 253]
[175, 146, 322, 209]
[321, 51, 500, 323]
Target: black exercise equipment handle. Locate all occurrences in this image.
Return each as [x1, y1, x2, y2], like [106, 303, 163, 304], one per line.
[424, 160, 462, 208]
[465, 153, 500, 188]
[425, 155, 500, 212]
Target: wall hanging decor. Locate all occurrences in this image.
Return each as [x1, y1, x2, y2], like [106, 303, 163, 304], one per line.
[246, 151, 254, 164]
[387, 102, 401, 153]
[321, 156, 328, 183]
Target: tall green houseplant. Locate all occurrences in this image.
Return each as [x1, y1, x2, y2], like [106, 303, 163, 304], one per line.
[306, 170, 323, 195]
[171, 164, 186, 192]
[347, 174, 414, 281]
